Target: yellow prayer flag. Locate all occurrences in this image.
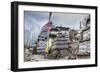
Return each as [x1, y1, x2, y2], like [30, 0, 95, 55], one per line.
[45, 40, 49, 54]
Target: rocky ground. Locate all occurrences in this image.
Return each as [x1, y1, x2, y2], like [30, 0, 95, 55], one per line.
[24, 48, 90, 62]
[25, 54, 90, 62]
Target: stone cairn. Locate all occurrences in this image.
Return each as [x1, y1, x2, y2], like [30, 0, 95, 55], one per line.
[47, 29, 79, 59]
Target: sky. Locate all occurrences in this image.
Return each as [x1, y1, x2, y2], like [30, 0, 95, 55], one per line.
[24, 11, 89, 46]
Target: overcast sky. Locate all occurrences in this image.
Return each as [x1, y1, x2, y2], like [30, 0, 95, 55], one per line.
[24, 11, 89, 46]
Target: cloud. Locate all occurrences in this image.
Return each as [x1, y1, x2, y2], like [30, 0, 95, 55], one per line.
[24, 11, 49, 44]
[51, 12, 89, 29]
